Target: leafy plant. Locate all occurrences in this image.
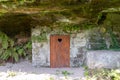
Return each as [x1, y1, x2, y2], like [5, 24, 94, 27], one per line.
[109, 69, 120, 80]
[62, 70, 71, 79]
[103, 12, 120, 49]
[0, 31, 31, 62]
[59, 21, 97, 34]
[0, 31, 18, 62]
[7, 71, 17, 77]
[49, 77, 54, 80]
[60, 23, 80, 33]
[84, 69, 120, 80]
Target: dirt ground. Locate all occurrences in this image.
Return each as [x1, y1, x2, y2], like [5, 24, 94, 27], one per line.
[0, 60, 85, 80]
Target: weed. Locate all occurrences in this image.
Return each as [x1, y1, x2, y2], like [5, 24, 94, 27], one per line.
[49, 77, 54, 80]
[7, 71, 17, 77]
[62, 70, 71, 79]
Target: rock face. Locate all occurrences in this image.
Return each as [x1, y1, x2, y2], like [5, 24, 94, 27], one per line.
[86, 50, 120, 69]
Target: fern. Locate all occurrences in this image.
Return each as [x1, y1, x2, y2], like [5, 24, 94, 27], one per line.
[12, 52, 19, 62]
[24, 41, 32, 49]
[0, 32, 18, 62]
[1, 33, 8, 49]
[17, 48, 24, 56]
[0, 31, 31, 62]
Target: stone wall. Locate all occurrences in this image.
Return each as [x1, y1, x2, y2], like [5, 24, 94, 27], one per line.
[32, 26, 120, 68]
[32, 26, 87, 67]
[70, 33, 87, 67]
[86, 50, 120, 69]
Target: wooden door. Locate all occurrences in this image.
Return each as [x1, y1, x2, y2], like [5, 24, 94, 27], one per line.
[50, 35, 70, 68]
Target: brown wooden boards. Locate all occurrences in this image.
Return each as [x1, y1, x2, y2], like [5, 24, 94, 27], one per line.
[50, 35, 70, 68]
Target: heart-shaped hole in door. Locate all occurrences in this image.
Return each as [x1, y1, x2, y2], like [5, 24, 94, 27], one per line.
[58, 38, 62, 42]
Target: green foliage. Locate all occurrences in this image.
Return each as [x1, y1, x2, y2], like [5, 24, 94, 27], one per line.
[107, 27, 120, 49]
[0, 31, 32, 62]
[59, 22, 96, 34]
[7, 71, 17, 77]
[32, 27, 51, 42]
[49, 77, 54, 80]
[62, 70, 71, 76]
[15, 46, 25, 57]
[85, 69, 120, 80]
[0, 31, 18, 62]
[61, 23, 80, 33]
[0, 31, 14, 49]
[56, 70, 73, 79]
[32, 33, 47, 42]
[62, 70, 71, 79]
[103, 12, 120, 49]
[24, 41, 32, 49]
[109, 69, 120, 80]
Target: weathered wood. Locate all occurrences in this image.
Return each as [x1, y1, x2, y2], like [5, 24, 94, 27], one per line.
[50, 35, 70, 68]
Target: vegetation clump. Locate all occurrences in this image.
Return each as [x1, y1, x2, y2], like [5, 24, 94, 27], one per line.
[84, 68, 120, 80]
[0, 31, 32, 63]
